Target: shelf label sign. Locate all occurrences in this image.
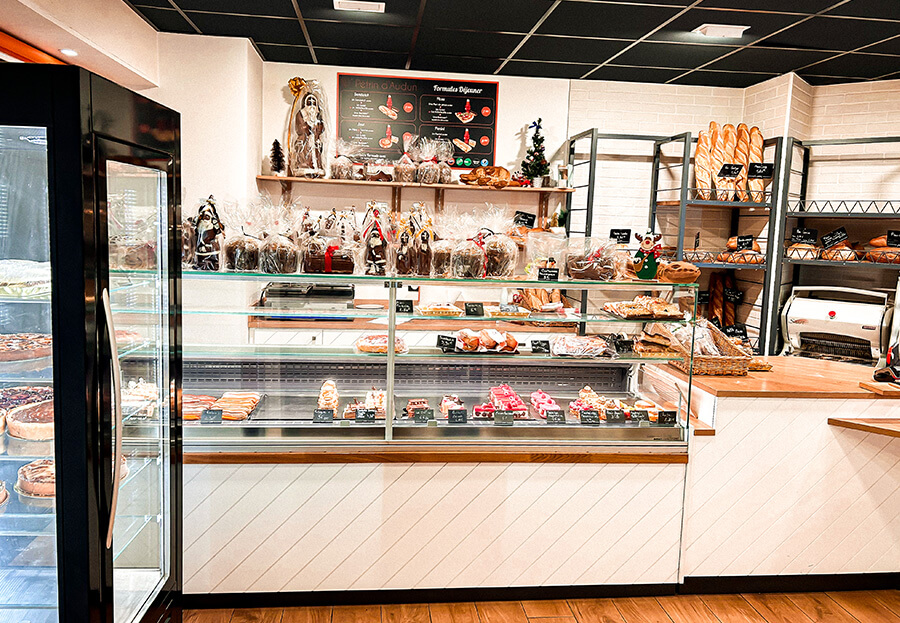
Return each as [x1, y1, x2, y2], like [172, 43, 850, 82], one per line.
[465, 302, 484, 316]
[630, 409, 650, 422]
[610, 228, 632, 244]
[724, 287, 743, 303]
[658, 410, 678, 425]
[396, 299, 413, 314]
[822, 226, 849, 249]
[531, 340, 551, 353]
[313, 408, 334, 423]
[580, 409, 600, 425]
[414, 408, 434, 423]
[499, 304, 519, 313]
[723, 323, 748, 339]
[493, 410, 515, 426]
[545, 409, 566, 425]
[605, 408, 626, 424]
[717, 163, 743, 178]
[736, 235, 755, 251]
[612, 337, 634, 355]
[200, 409, 223, 424]
[791, 227, 818, 245]
[356, 408, 377, 422]
[888, 231, 900, 247]
[514, 211, 537, 227]
[537, 267, 559, 282]
[748, 163, 775, 179]
[698, 290, 710, 304]
[437, 334, 456, 352]
[448, 409, 467, 424]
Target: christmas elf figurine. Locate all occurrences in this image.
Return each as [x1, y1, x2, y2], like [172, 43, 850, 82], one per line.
[633, 231, 663, 280]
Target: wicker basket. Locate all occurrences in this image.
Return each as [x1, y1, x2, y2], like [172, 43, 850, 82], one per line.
[650, 321, 751, 376]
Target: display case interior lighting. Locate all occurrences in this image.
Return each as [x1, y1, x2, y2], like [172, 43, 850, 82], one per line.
[333, 0, 385, 12]
[691, 24, 750, 38]
[59, 48, 78, 57]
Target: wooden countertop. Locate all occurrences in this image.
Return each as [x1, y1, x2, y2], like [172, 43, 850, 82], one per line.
[667, 356, 894, 399]
[828, 418, 900, 438]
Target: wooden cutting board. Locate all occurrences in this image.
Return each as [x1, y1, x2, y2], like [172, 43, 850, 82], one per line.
[858, 380, 900, 396]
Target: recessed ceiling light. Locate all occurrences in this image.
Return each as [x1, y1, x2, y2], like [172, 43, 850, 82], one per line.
[691, 24, 750, 39]
[59, 48, 78, 57]
[333, 0, 385, 12]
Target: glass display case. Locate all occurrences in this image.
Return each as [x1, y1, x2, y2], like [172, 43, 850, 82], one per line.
[178, 270, 696, 452]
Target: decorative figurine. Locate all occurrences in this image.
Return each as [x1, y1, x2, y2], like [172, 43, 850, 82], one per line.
[287, 77, 326, 178]
[633, 231, 663, 280]
[192, 195, 225, 271]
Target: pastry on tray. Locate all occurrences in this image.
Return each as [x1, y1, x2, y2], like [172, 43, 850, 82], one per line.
[656, 261, 700, 284]
[440, 394, 464, 416]
[726, 236, 761, 252]
[549, 336, 614, 358]
[318, 380, 339, 411]
[6, 401, 53, 441]
[454, 328, 518, 353]
[0, 333, 52, 361]
[529, 390, 560, 418]
[355, 335, 409, 354]
[821, 247, 859, 261]
[182, 394, 217, 421]
[0, 386, 53, 433]
[405, 398, 429, 419]
[715, 250, 765, 264]
[210, 391, 261, 421]
[16, 458, 55, 498]
[418, 303, 464, 317]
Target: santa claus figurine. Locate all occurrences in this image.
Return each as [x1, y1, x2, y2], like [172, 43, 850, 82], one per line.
[287, 77, 326, 178]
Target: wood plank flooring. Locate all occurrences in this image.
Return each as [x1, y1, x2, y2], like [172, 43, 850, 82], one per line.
[184, 592, 900, 623]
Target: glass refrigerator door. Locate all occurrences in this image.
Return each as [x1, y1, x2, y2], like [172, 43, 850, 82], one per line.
[104, 156, 172, 623]
[0, 126, 56, 622]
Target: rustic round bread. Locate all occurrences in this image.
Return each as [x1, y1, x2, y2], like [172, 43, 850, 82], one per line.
[658, 261, 700, 283]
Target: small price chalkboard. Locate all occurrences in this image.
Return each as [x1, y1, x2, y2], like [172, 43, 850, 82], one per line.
[313, 408, 334, 423]
[717, 163, 743, 178]
[200, 409, 223, 424]
[694, 232, 701, 249]
[791, 227, 818, 245]
[630, 409, 650, 422]
[448, 409, 467, 424]
[396, 299, 413, 314]
[414, 408, 434, 423]
[748, 163, 775, 179]
[710, 317, 721, 329]
[580, 409, 600, 425]
[437, 335, 456, 352]
[724, 287, 743, 303]
[499, 304, 519, 313]
[605, 408, 626, 424]
[465, 302, 484, 316]
[888, 231, 900, 247]
[736, 235, 755, 251]
[658, 411, 677, 426]
[698, 290, 710, 304]
[822, 227, 849, 249]
[613, 338, 634, 355]
[610, 228, 632, 244]
[514, 211, 536, 228]
[493, 410, 515, 426]
[531, 340, 551, 354]
[723, 323, 748, 339]
[545, 409, 566, 425]
[356, 408, 376, 423]
[538, 267, 559, 282]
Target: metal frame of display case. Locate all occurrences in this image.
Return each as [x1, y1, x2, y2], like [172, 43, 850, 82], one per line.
[767, 135, 900, 355]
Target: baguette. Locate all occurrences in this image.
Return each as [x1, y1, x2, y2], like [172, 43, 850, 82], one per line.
[735, 123, 751, 202]
[723, 273, 735, 327]
[870, 235, 888, 248]
[709, 272, 723, 325]
[748, 127, 765, 202]
[719, 124, 738, 201]
[709, 122, 725, 200]
[695, 130, 713, 200]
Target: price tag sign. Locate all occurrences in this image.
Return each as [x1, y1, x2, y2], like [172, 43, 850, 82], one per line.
[710, 317, 721, 329]
[437, 335, 456, 353]
[658, 411, 678, 426]
[499, 304, 519, 313]
[545, 409, 566, 425]
[493, 410, 515, 426]
[610, 228, 632, 244]
[580, 409, 601, 425]
[356, 408, 376, 423]
[613, 338, 634, 355]
[396, 299, 413, 314]
[414, 408, 434, 423]
[514, 211, 536, 228]
[724, 287, 743, 303]
[531, 340, 551, 354]
[717, 163, 743, 178]
[448, 409, 467, 424]
[465, 302, 484, 316]
[748, 163, 775, 179]
[822, 227, 849, 249]
[313, 408, 334, 423]
[630, 409, 650, 422]
[698, 290, 710, 304]
[723, 323, 748, 339]
[694, 232, 700, 249]
[888, 231, 900, 247]
[736, 235, 755, 251]
[538, 267, 560, 282]
[200, 409, 223, 424]
[605, 408, 626, 424]
[791, 227, 818, 245]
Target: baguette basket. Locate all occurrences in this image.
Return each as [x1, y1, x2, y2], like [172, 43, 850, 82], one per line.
[650, 321, 751, 376]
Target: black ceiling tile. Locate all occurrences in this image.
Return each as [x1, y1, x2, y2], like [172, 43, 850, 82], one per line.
[130, 0, 174, 8]
[132, 6, 196, 33]
[584, 65, 686, 82]
[824, 0, 900, 20]
[670, 69, 776, 87]
[186, 11, 303, 44]
[409, 54, 504, 75]
[256, 43, 313, 64]
[314, 48, 408, 69]
[647, 8, 803, 44]
[863, 36, 900, 56]
[174, 0, 296, 18]
[304, 21, 413, 52]
[515, 35, 631, 64]
[767, 16, 900, 51]
[697, 0, 836, 12]
[705, 46, 836, 73]
[614, 41, 738, 69]
[415, 29, 523, 58]
[798, 52, 900, 79]
[295, 0, 421, 26]
[421, 0, 554, 33]
[593, 0, 692, 4]
[536, 3, 682, 38]
[798, 74, 871, 85]
[499, 60, 594, 79]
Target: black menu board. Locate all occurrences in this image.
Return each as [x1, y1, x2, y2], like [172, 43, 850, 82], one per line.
[338, 73, 499, 168]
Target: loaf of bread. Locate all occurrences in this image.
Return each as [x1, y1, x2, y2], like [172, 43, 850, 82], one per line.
[723, 273, 735, 327]
[708, 272, 723, 325]
[870, 235, 888, 248]
[695, 130, 713, 200]
[821, 247, 859, 261]
[735, 123, 751, 202]
[786, 243, 819, 260]
[866, 247, 900, 264]
[718, 124, 738, 201]
[726, 236, 761, 252]
[748, 127, 765, 203]
[709, 121, 725, 200]
[657, 261, 701, 283]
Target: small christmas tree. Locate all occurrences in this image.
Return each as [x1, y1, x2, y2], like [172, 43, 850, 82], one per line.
[521, 118, 550, 181]
[270, 139, 286, 175]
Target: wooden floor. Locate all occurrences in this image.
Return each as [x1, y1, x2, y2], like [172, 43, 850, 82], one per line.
[184, 591, 900, 623]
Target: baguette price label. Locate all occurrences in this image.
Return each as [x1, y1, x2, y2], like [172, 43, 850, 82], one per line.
[414, 408, 434, 423]
[605, 408, 626, 424]
[610, 228, 632, 244]
[499, 304, 518, 313]
[514, 211, 536, 228]
[723, 323, 748, 340]
[791, 227, 818, 245]
[465, 302, 484, 316]
[545, 409, 566, 425]
[736, 235, 755, 251]
[888, 231, 900, 247]
[356, 408, 376, 422]
[580, 409, 600, 425]
[748, 163, 775, 179]
[395, 299, 413, 314]
[313, 408, 334, 423]
[724, 287, 743, 303]
[448, 409, 467, 424]
[613, 338, 634, 354]
[538, 267, 559, 282]
[493, 410, 515, 426]
[822, 227, 849, 249]
[531, 339, 551, 354]
[717, 163, 743, 178]
[200, 409, 223, 424]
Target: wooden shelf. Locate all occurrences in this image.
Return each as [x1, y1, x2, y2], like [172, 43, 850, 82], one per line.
[828, 418, 900, 438]
[257, 175, 575, 193]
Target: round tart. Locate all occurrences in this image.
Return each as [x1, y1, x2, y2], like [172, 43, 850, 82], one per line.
[7, 400, 54, 441]
[16, 459, 55, 498]
[0, 333, 52, 361]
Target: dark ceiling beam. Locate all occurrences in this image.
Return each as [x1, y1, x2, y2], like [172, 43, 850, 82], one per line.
[290, 0, 318, 63]
[168, 0, 202, 34]
[406, 0, 428, 70]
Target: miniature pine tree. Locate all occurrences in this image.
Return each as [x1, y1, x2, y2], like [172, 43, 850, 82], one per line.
[521, 118, 550, 180]
[270, 139, 286, 174]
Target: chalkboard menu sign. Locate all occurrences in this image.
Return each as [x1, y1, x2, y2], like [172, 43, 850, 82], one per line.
[338, 73, 499, 168]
